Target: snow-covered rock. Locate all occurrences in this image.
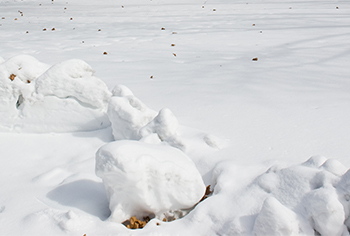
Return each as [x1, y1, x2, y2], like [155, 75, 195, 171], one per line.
[108, 86, 157, 140]
[0, 55, 50, 114]
[253, 197, 300, 236]
[303, 187, 345, 236]
[95, 140, 206, 223]
[140, 108, 179, 141]
[35, 59, 111, 109]
[0, 55, 111, 132]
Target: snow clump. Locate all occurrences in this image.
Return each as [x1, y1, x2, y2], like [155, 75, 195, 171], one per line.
[95, 140, 206, 223]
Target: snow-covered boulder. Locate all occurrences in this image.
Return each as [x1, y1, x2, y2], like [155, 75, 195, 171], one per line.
[253, 197, 300, 236]
[108, 85, 157, 140]
[0, 55, 112, 132]
[248, 156, 350, 236]
[0, 55, 50, 113]
[35, 59, 111, 109]
[95, 140, 206, 223]
[303, 187, 345, 236]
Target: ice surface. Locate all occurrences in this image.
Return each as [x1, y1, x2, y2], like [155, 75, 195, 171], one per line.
[95, 140, 206, 223]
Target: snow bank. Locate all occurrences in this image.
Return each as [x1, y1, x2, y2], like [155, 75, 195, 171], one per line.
[95, 140, 206, 223]
[0, 55, 111, 132]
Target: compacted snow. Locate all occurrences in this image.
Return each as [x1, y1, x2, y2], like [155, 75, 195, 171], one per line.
[1, 0, 350, 235]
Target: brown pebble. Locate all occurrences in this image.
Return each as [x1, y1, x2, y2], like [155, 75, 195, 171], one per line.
[171, 44, 175, 46]
[103, 52, 108, 55]
[173, 53, 177, 57]
[9, 74, 16, 81]
[43, 28, 47, 31]
[252, 57, 258, 61]
[52, 28, 55, 31]
[161, 27, 165, 30]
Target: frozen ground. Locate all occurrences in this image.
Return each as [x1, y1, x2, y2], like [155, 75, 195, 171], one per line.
[1, 0, 350, 235]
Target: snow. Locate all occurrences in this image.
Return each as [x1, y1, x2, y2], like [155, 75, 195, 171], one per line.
[0, 56, 111, 132]
[95, 140, 206, 223]
[35, 58, 111, 109]
[108, 86, 157, 140]
[1, 0, 350, 235]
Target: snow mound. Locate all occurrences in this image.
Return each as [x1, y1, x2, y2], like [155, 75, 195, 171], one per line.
[0, 55, 50, 112]
[35, 59, 111, 109]
[108, 85, 157, 140]
[108, 85, 226, 152]
[245, 156, 350, 235]
[0, 55, 111, 132]
[95, 140, 206, 223]
[253, 197, 300, 236]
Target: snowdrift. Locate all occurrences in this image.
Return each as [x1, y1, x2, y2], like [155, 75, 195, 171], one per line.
[0, 55, 111, 132]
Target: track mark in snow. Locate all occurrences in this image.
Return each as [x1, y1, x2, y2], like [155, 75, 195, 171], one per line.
[32, 167, 71, 186]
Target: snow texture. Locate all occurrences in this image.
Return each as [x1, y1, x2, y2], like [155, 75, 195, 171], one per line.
[95, 140, 206, 223]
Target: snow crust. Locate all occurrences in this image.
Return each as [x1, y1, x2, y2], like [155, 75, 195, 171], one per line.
[96, 140, 205, 223]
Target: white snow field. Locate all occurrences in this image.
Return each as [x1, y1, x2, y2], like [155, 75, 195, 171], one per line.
[1, 0, 350, 235]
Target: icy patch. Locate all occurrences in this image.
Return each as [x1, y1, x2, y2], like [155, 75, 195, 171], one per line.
[95, 140, 206, 223]
[0, 55, 111, 132]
